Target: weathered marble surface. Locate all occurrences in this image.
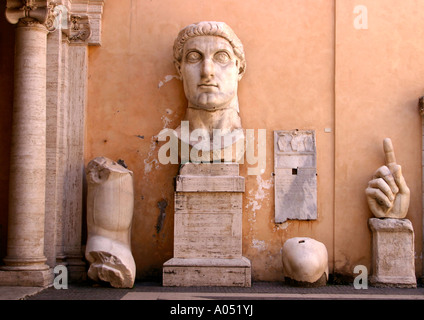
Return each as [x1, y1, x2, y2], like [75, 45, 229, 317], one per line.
[85, 157, 136, 288]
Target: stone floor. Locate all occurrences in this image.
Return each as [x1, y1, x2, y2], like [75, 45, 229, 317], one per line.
[18, 281, 424, 300]
[1, 281, 422, 319]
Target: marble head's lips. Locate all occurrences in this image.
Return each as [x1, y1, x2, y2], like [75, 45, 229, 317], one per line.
[198, 83, 218, 88]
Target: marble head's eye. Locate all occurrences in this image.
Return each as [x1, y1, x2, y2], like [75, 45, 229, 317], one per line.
[186, 51, 202, 63]
[214, 51, 231, 63]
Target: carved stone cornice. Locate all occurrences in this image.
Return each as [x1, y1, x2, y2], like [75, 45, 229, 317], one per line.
[5, 0, 58, 31]
[56, 0, 104, 45]
[73, 0, 104, 46]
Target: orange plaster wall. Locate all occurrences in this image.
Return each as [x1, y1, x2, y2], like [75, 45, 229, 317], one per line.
[85, 0, 423, 281]
[334, 0, 423, 277]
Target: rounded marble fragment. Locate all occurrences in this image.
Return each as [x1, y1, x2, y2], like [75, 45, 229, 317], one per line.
[282, 237, 328, 287]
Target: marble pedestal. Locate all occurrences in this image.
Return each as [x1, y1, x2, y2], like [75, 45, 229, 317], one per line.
[369, 218, 416, 288]
[163, 163, 251, 287]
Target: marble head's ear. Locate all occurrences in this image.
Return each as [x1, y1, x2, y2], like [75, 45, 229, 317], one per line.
[237, 59, 246, 81]
[174, 60, 182, 79]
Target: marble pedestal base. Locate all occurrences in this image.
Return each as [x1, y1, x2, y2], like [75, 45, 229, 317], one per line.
[163, 163, 251, 287]
[0, 269, 53, 287]
[163, 257, 251, 287]
[369, 218, 416, 288]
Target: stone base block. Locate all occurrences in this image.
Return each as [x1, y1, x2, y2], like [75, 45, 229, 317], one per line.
[369, 275, 417, 288]
[0, 268, 54, 287]
[369, 218, 416, 288]
[163, 257, 251, 287]
[66, 255, 87, 282]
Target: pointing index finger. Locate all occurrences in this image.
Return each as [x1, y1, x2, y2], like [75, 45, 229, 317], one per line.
[383, 138, 397, 166]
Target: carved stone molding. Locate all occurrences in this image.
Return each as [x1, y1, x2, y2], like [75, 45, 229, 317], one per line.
[68, 0, 104, 46]
[63, 14, 91, 44]
[45, 1, 60, 31]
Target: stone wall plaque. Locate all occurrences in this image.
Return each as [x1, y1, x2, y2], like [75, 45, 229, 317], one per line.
[274, 130, 317, 223]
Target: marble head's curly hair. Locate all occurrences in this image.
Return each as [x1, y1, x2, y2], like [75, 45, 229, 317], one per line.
[173, 21, 246, 77]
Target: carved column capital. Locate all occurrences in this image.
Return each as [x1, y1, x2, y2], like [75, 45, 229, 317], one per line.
[5, 0, 59, 31]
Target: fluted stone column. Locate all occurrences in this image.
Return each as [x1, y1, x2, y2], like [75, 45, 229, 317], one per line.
[0, 1, 55, 286]
[0, 1, 105, 286]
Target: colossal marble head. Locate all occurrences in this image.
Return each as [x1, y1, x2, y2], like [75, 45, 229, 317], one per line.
[173, 21, 246, 112]
[173, 22, 246, 163]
